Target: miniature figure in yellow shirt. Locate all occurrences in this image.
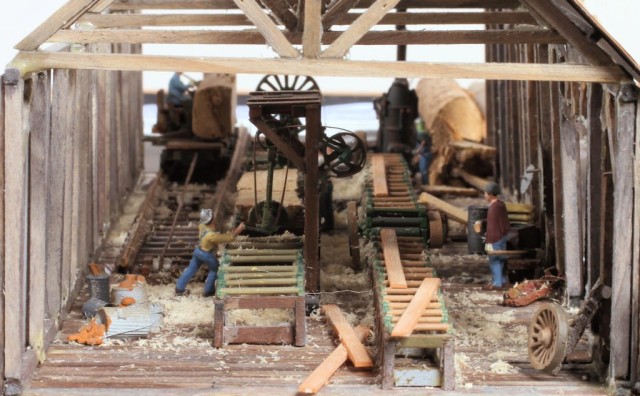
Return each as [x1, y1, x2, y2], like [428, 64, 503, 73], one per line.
[175, 209, 244, 297]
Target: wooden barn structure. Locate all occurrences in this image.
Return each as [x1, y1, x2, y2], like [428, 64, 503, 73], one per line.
[1, 0, 640, 393]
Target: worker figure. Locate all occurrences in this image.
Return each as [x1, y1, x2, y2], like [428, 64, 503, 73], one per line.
[481, 182, 511, 291]
[167, 72, 193, 106]
[175, 209, 245, 297]
[412, 120, 433, 185]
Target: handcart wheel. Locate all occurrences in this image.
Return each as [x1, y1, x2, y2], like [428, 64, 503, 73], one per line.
[528, 302, 569, 372]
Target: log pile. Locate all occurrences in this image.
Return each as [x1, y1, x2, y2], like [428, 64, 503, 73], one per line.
[415, 78, 493, 185]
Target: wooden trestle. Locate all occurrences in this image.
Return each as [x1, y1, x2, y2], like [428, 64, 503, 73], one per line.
[364, 153, 454, 390]
[213, 236, 306, 348]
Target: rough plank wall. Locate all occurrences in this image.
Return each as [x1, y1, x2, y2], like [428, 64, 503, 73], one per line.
[1, 44, 143, 388]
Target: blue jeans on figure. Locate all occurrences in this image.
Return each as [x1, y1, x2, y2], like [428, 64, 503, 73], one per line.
[176, 247, 219, 296]
[488, 236, 507, 287]
[419, 152, 433, 184]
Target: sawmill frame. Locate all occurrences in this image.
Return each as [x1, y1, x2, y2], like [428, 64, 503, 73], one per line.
[2, 0, 640, 393]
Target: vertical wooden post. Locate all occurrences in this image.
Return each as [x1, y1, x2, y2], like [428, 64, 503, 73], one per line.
[609, 89, 636, 380]
[46, 69, 69, 318]
[61, 69, 77, 309]
[586, 84, 603, 289]
[0, 72, 6, 393]
[304, 103, 320, 294]
[27, 72, 51, 363]
[3, 68, 27, 383]
[631, 98, 640, 389]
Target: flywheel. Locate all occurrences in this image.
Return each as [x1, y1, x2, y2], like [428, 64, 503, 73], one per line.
[528, 302, 569, 372]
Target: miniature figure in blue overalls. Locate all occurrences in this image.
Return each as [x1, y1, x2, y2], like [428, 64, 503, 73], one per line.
[175, 209, 245, 297]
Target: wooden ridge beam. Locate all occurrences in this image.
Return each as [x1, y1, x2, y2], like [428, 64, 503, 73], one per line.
[232, 0, 298, 58]
[322, 305, 373, 368]
[15, 0, 101, 50]
[13, 51, 630, 83]
[322, 0, 402, 59]
[108, 0, 520, 11]
[47, 28, 566, 46]
[391, 278, 441, 337]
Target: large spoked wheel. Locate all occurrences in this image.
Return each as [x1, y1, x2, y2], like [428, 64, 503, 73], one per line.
[256, 75, 319, 92]
[528, 302, 569, 372]
[321, 132, 367, 178]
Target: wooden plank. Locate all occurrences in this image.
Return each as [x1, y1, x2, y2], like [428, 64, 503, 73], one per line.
[632, 98, 640, 385]
[380, 229, 407, 289]
[322, 305, 373, 368]
[304, 103, 321, 293]
[225, 326, 293, 345]
[519, 0, 613, 66]
[0, 72, 5, 392]
[321, 0, 359, 30]
[3, 69, 27, 381]
[61, 70, 77, 310]
[47, 27, 565, 46]
[334, 11, 538, 26]
[298, 325, 369, 394]
[302, 0, 322, 59]
[15, 0, 100, 50]
[261, 0, 298, 31]
[370, 155, 388, 197]
[609, 92, 635, 379]
[108, 0, 520, 10]
[218, 286, 301, 295]
[391, 278, 441, 337]
[417, 192, 468, 224]
[90, 0, 115, 12]
[80, 13, 253, 27]
[420, 185, 478, 197]
[15, 51, 630, 83]
[27, 72, 50, 364]
[232, 0, 299, 58]
[324, 0, 427, 58]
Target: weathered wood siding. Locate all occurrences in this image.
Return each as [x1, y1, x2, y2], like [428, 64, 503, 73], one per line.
[488, 40, 640, 384]
[0, 44, 143, 393]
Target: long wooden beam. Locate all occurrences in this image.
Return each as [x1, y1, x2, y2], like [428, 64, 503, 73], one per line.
[232, 0, 298, 58]
[15, 0, 101, 50]
[13, 51, 630, 83]
[108, 0, 520, 11]
[79, 11, 537, 28]
[48, 29, 565, 45]
[322, 0, 402, 59]
[322, 305, 373, 368]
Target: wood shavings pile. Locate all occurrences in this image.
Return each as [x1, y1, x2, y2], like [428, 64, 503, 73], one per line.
[226, 308, 293, 326]
[145, 284, 215, 328]
[489, 359, 520, 374]
[331, 171, 366, 201]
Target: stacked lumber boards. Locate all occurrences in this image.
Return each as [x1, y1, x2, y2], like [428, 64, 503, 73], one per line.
[362, 153, 454, 390]
[506, 201, 535, 224]
[213, 235, 305, 347]
[363, 153, 431, 243]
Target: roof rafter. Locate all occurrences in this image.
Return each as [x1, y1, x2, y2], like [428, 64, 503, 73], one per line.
[232, 0, 299, 58]
[13, 51, 629, 83]
[16, 0, 105, 50]
[321, 0, 402, 59]
[322, 0, 360, 30]
[260, 0, 298, 31]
